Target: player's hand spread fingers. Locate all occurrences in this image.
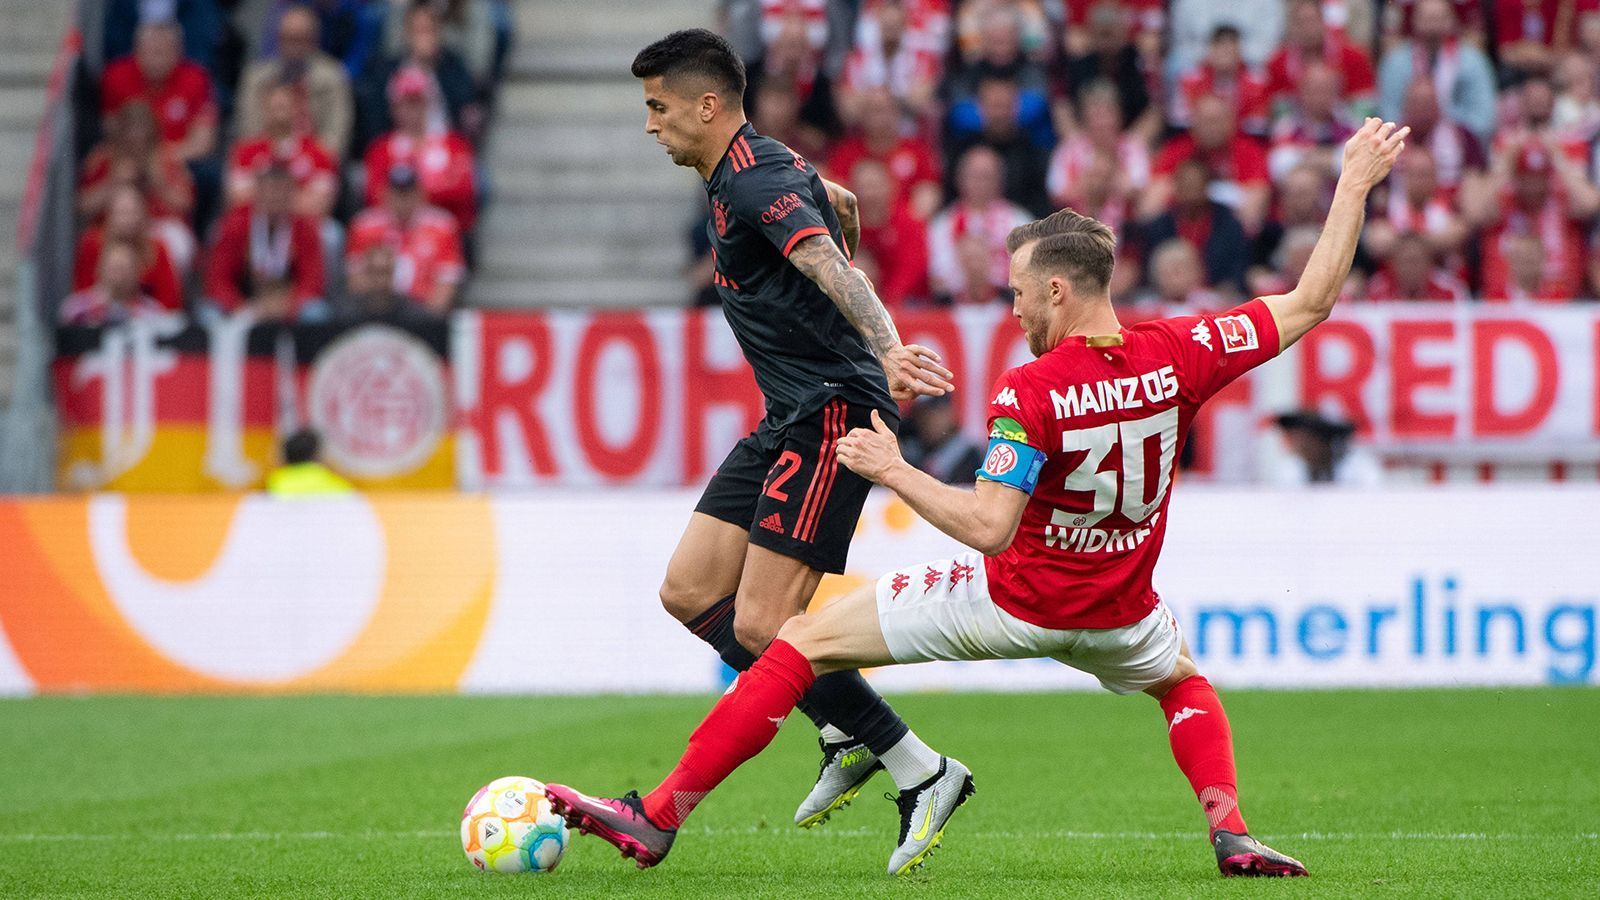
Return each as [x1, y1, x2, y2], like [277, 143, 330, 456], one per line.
[901, 344, 955, 382]
[837, 414, 903, 483]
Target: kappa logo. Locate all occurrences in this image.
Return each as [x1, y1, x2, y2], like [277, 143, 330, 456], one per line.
[1216, 314, 1259, 353]
[759, 512, 785, 534]
[1168, 707, 1208, 731]
[923, 566, 944, 591]
[768, 715, 788, 730]
[993, 387, 1020, 409]
[1190, 322, 1214, 350]
[949, 562, 975, 588]
[890, 572, 911, 600]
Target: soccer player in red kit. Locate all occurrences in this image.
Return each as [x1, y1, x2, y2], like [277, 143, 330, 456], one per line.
[546, 118, 1408, 878]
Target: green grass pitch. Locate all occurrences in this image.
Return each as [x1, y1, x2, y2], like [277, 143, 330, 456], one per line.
[1, 689, 1596, 898]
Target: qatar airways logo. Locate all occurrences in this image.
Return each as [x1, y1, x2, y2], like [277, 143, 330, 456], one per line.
[761, 192, 804, 223]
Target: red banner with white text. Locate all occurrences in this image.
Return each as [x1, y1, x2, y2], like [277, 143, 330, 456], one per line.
[1285, 305, 1600, 459]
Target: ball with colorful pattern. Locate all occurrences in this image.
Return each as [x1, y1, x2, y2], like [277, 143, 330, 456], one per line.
[461, 776, 569, 873]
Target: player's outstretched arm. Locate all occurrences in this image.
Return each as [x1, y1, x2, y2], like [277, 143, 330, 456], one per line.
[788, 234, 955, 400]
[837, 410, 1028, 555]
[1261, 118, 1408, 352]
[822, 178, 860, 259]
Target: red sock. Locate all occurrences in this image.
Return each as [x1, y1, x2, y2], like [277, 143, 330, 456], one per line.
[1160, 675, 1248, 838]
[642, 639, 816, 829]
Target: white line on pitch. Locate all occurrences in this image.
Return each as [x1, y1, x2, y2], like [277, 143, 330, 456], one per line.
[0, 829, 1593, 843]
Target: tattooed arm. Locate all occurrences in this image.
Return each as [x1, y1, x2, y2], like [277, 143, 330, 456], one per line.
[787, 234, 953, 399]
[823, 178, 860, 259]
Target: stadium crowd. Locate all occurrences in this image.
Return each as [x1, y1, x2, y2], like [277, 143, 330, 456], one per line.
[687, 0, 1600, 311]
[63, 0, 512, 326]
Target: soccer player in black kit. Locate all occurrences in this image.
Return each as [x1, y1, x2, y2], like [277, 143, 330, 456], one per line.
[561, 29, 968, 872]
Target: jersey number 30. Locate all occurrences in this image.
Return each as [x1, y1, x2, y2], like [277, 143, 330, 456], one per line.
[1049, 407, 1179, 530]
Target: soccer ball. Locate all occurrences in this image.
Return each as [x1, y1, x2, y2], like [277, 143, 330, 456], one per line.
[460, 776, 569, 873]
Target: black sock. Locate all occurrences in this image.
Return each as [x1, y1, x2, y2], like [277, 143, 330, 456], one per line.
[803, 670, 911, 755]
[682, 595, 831, 730]
[681, 594, 911, 753]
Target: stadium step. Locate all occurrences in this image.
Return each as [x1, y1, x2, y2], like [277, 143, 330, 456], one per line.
[475, 0, 710, 309]
[0, 0, 73, 414]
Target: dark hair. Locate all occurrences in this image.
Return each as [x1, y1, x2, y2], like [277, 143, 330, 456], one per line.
[283, 428, 320, 465]
[1005, 208, 1117, 296]
[631, 29, 746, 102]
[1210, 24, 1242, 43]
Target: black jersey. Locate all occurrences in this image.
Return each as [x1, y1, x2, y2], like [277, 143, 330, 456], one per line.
[704, 123, 894, 442]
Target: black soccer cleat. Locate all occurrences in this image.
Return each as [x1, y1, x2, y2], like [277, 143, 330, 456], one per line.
[1213, 830, 1309, 877]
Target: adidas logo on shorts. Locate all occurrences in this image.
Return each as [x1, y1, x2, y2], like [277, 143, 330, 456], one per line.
[759, 512, 785, 534]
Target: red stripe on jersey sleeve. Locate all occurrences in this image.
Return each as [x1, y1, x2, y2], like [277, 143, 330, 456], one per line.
[782, 226, 830, 257]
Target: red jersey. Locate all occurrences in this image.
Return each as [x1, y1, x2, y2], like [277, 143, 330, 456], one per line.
[72, 228, 183, 310]
[1153, 133, 1270, 186]
[100, 56, 216, 145]
[364, 131, 478, 230]
[826, 135, 941, 212]
[981, 299, 1281, 630]
[228, 135, 337, 200]
[347, 205, 465, 305]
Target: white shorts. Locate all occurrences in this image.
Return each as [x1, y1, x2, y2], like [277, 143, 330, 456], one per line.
[874, 552, 1183, 695]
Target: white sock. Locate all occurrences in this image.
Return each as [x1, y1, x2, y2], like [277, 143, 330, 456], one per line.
[818, 724, 853, 745]
[879, 730, 941, 790]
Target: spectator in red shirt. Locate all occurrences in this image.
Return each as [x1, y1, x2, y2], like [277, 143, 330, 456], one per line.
[73, 186, 183, 311]
[1399, 78, 1489, 196]
[365, 65, 478, 232]
[1266, 0, 1377, 115]
[1494, 73, 1593, 161]
[60, 240, 165, 327]
[356, 2, 483, 153]
[1489, 232, 1576, 300]
[100, 19, 217, 164]
[227, 81, 338, 220]
[1363, 231, 1470, 301]
[347, 163, 466, 312]
[204, 164, 326, 321]
[1267, 60, 1361, 181]
[1471, 139, 1600, 300]
[78, 100, 196, 273]
[926, 146, 1032, 302]
[1146, 93, 1272, 234]
[836, 0, 942, 128]
[848, 157, 928, 307]
[1172, 25, 1271, 136]
[825, 87, 942, 221]
[1495, 0, 1599, 78]
[1365, 148, 1473, 263]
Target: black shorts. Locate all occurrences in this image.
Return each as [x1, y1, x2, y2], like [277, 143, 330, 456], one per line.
[695, 397, 894, 574]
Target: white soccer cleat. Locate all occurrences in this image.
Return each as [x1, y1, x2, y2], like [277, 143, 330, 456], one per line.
[886, 756, 975, 875]
[794, 738, 884, 828]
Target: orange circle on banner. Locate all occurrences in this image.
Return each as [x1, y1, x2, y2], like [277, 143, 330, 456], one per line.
[0, 495, 497, 693]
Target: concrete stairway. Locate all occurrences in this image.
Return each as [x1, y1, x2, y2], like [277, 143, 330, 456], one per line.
[471, 0, 713, 309]
[0, 0, 73, 408]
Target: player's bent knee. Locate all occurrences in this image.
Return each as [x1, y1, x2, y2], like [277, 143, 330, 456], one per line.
[658, 577, 707, 623]
[733, 612, 781, 656]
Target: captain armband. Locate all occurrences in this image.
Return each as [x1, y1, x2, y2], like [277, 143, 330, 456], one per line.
[975, 433, 1046, 494]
